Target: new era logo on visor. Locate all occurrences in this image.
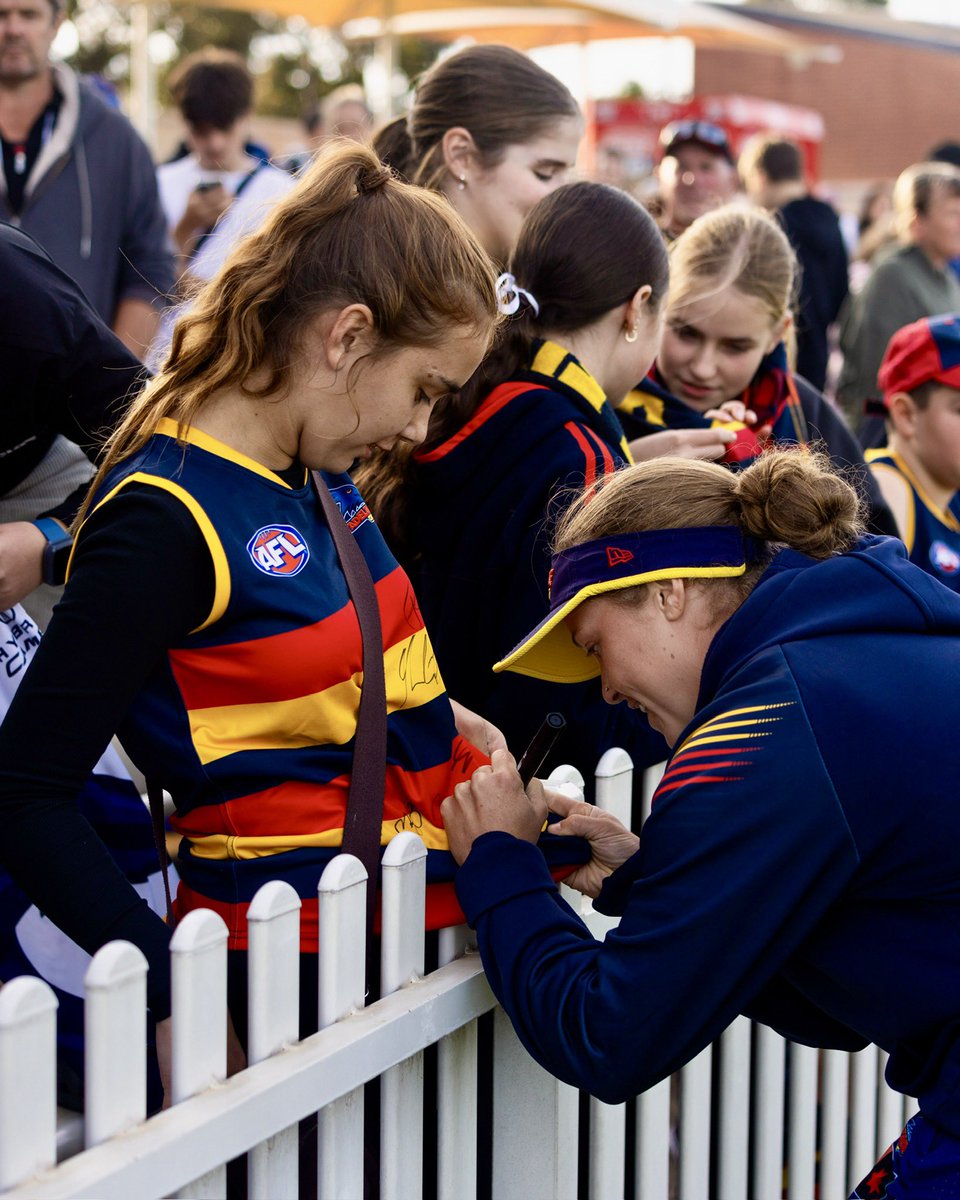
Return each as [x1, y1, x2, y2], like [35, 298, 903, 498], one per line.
[606, 546, 634, 567]
[247, 525, 310, 576]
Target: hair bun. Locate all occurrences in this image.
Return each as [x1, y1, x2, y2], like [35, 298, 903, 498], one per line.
[734, 448, 863, 559]
[356, 162, 392, 195]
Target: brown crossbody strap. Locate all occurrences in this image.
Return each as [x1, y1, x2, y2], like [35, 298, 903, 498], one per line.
[313, 472, 388, 937]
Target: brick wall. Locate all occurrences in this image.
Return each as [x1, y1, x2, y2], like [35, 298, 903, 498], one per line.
[695, 32, 960, 192]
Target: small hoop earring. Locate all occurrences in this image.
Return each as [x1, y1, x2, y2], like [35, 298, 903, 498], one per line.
[458, 175, 466, 191]
[624, 326, 638, 343]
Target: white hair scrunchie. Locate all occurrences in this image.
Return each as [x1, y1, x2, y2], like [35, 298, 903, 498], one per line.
[495, 271, 540, 318]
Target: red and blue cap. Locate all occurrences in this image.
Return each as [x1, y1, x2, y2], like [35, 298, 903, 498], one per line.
[494, 526, 761, 683]
[878, 313, 960, 404]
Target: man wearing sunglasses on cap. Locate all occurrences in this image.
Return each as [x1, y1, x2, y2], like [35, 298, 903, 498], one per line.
[656, 119, 740, 240]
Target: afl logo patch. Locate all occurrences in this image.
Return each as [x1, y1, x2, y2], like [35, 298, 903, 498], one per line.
[247, 525, 310, 576]
[930, 540, 960, 576]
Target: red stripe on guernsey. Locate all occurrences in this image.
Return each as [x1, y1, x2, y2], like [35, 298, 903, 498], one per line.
[661, 760, 753, 782]
[172, 745, 486, 838]
[656, 774, 744, 796]
[564, 422, 601, 489]
[579, 423, 617, 478]
[414, 383, 548, 463]
[169, 565, 420, 709]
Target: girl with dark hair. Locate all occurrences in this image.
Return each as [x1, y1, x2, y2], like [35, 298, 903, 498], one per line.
[382, 44, 582, 264]
[360, 180, 672, 785]
[0, 141, 504, 1095]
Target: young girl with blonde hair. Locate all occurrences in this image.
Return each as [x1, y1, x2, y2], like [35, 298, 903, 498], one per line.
[619, 205, 896, 534]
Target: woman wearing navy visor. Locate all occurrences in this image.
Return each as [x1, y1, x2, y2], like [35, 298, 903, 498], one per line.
[442, 449, 960, 1198]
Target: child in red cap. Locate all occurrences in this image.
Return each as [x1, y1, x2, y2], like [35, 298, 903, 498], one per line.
[866, 314, 960, 590]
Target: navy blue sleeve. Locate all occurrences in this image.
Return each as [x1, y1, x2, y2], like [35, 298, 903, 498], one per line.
[0, 485, 212, 1018]
[743, 976, 868, 1051]
[455, 668, 860, 1103]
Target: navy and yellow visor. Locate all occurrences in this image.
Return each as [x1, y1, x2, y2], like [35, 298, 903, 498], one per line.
[494, 527, 758, 683]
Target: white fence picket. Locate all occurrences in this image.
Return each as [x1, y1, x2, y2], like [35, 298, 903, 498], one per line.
[753, 1025, 786, 1199]
[717, 1015, 751, 1200]
[246, 881, 301, 1200]
[437, 924, 477, 1200]
[876, 1052, 906, 1158]
[380, 833, 427, 1200]
[640, 760, 667, 824]
[849, 1044, 880, 1189]
[679, 1043, 712, 1200]
[786, 1043, 819, 1200]
[84, 942, 147, 1149]
[593, 747, 633, 825]
[0, 978, 57, 1189]
[170, 908, 229, 1200]
[491, 1005, 578, 1200]
[317, 854, 367, 1200]
[589, 1096, 625, 1200]
[821, 1048, 850, 1200]
[635, 1075, 671, 1200]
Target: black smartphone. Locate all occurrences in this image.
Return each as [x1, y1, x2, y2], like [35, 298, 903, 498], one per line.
[516, 712, 566, 786]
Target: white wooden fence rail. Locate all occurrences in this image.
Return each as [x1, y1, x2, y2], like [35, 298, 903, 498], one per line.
[0, 754, 912, 1200]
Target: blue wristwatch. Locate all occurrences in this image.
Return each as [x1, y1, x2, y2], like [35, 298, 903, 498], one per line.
[32, 517, 74, 587]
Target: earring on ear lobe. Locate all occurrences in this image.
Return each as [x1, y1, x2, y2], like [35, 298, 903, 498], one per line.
[624, 325, 639, 344]
[458, 175, 466, 191]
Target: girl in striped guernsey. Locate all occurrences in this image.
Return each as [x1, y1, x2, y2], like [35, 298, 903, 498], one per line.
[0, 141, 508, 1101]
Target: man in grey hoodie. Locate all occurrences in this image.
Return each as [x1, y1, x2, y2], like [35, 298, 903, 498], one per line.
[0, 0, 172, 359]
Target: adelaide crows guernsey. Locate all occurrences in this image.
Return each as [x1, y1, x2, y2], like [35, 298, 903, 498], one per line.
[87, 418, 487, 946]
[866, 448, 960, 592]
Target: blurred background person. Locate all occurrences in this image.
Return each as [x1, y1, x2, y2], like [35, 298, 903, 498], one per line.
[284, 83, 373, 174]
[0, 0, 171, 357]
[866, 314, 960, 589]
[838, 161, 960, 438]
[655, 118, 739, 241]
[157, 47, 294, 286]
[739, 132, 848, 392]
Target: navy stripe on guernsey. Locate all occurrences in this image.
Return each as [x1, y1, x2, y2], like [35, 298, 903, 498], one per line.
[866, 448, 960, 591]
[85, 419, 490, 946]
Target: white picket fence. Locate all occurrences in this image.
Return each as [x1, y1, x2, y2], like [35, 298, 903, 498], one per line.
[0, 751, 912, 1200]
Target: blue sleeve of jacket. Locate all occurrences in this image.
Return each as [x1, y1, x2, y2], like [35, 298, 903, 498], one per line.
[742, 976, 868, 1051]
[455, 665, 860, 1103]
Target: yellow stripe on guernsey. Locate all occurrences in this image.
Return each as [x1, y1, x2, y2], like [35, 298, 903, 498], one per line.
[87, 470, 232, 632]
[617, 387, 666, 427]
[188, 813, 449, 859]
[675, 702, 795, 754]
[188, 628, 446, 764]
[530, 341, 634, 463]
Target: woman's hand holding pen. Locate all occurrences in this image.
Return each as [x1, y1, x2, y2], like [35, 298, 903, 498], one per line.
[442, 748, 547, 864]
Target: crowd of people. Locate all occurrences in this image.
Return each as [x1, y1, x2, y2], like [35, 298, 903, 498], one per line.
[2, 18, 960, 1196]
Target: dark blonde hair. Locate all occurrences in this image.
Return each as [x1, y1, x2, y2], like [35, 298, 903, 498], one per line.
[79, 141, 498, 525]
[555, 450, 864, 603]
[668, 205, 797, 327]
[386, 45, 579, 189]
